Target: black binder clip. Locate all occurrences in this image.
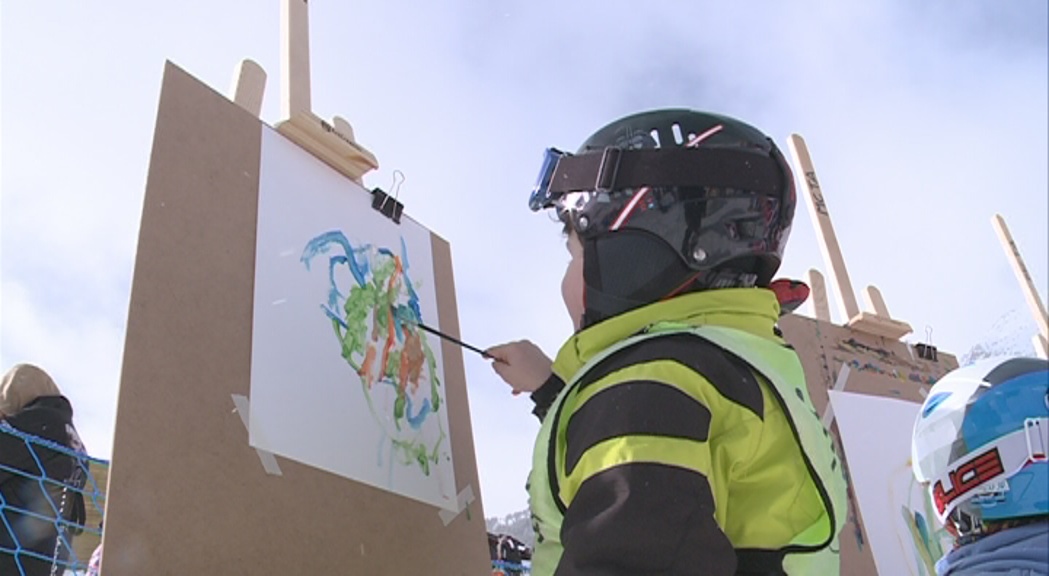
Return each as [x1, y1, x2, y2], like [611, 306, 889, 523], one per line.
[370, 170, 405, 224]
[915, 326, 938, 361]
[915, 342, 938, 362]
[371, 187, 404, 224]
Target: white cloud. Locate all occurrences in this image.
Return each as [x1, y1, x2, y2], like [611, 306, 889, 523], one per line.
[0, 278, 123, 459]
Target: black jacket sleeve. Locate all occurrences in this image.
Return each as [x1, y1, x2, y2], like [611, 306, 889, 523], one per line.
[530, 373, 566, 422]
[557, 464, 738, 575]
[554, 380, 738, 576]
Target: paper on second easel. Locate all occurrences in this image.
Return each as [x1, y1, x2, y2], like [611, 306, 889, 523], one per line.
[829, 390, 954, 576]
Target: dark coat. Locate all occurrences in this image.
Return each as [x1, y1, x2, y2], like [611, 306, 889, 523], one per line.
[1, 395, 87, 576]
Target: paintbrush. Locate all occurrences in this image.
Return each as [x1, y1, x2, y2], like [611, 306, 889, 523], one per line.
[390, 305, 501, 362]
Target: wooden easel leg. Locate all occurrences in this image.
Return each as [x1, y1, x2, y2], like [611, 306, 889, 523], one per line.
[993, 214, 1049, 347]
[863, 285, 891, 318]
[230, 59, 267, 117]
[281, 0, 311, 119]
[807, 268, 831, 322]
[1034, 334, 1048, 360]
[788, 134, 861, 323]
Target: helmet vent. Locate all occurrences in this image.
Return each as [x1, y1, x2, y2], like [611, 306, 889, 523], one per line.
[671, 123, 684, 145]
[649, 129, 661, 148]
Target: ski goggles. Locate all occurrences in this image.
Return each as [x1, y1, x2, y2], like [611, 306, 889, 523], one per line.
[929, 416, 1048, 524]
[527, 145, 788, 213]
[528, 147, 569, 212]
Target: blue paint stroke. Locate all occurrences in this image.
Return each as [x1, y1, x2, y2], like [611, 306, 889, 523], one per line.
[392, 307, 406, 342]
[390, 303, 419, 341]
[375, 243, 423, 329]
[400, 236, 423, 320]
[323, 305, 349, 329]
[301, 230, 372, 287]
[302, 231, 379, 324]
[404, 396, 432, 430]
[390, 290, 424, 343]
[400, 236, 411, 271]
[326, 255, 349, 309]
[914, 512, 931, 554]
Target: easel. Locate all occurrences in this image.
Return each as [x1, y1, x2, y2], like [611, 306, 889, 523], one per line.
[97, 1, 488, 572]
[788, 134, 916, 342]
[229, 0, 378, 187]
[229, 0, 477, 521]
[992, 213, 1049, 359]
[778, 134, 961, 575]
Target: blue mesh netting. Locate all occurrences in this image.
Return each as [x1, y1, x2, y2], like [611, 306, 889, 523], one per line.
[491, 559, 531, 574]
[1, 423, 107, 576]
[4, 422, 535, 574]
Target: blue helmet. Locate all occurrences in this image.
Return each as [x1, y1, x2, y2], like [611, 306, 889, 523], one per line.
[911, 356, 1049, 536]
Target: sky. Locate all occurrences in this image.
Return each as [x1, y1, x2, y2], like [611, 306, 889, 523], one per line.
[2, 1, 1046, 520]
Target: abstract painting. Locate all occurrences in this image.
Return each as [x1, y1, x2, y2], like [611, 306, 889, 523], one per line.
[300, 231, 445, 476]
[829, 391, 954, 576]
[249, 126, 456, 511]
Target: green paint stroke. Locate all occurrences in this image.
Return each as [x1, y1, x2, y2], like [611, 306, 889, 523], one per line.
[901, 475, 951, 575]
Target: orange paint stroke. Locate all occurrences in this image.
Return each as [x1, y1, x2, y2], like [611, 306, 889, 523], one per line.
[381, 256, 405, 390]
[380, 307, 396, 388]
[360, 344, 377, 389]
[400, 330, 425, 394]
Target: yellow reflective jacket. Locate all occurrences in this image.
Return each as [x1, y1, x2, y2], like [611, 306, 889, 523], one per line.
[527, 288, 847, 575]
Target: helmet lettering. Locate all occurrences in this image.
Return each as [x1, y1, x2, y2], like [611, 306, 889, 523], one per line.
[932, 447, 1006, 515]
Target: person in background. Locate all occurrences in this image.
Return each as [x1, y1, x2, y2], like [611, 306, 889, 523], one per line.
[0, 363, 88, 576]
[485, 109, 848, 575]
[498, 533, 526, 576]
[86, 528, 103, 576]
[912, 356, 1049, 576]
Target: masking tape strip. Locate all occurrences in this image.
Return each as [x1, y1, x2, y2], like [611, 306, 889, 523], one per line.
[231, 394, 283, 476]
[438, 484, 476, 526]
[820, 364, 851, 429]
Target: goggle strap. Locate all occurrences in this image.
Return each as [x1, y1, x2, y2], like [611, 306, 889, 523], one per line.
[548, 147, 785, 196]
[930, 417, 1049, 524]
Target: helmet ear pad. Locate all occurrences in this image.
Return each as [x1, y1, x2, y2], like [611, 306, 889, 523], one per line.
[580, 229, 696, 326]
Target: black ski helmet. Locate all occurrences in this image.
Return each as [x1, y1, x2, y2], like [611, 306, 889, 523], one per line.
[529, 109, 797, 327]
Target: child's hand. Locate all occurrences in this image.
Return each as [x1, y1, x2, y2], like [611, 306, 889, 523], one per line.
[484, 340, 553, 396]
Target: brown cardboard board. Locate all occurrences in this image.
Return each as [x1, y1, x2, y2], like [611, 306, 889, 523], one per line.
[779, 313, 959, 576]
[100, 61, 488, 575]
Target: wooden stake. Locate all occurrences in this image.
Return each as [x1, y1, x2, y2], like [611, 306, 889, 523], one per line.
[806, 268, 831, 322]
[274, 0, 378, 183]
[863, 285, 891, 318]
[788, 134, 911, 340]
[281, 0, 310, 119]
[332, 117, 357, 143]
[993, 214, 1049, 352]
[230, 59, 267, 117]
[788, 134, 861, 323]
